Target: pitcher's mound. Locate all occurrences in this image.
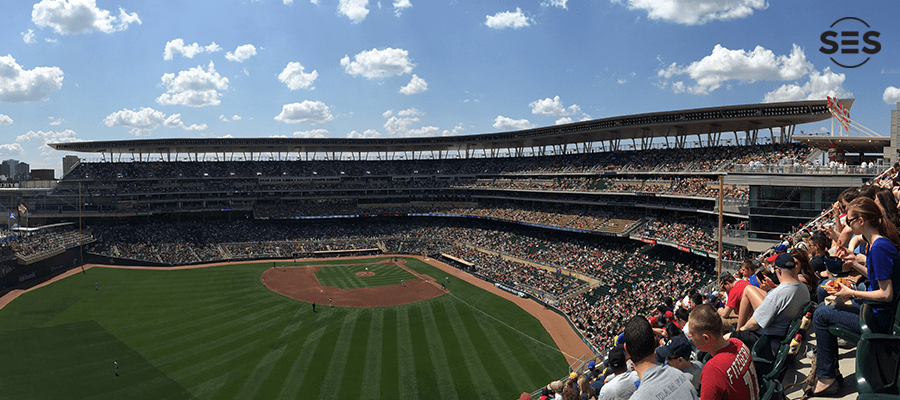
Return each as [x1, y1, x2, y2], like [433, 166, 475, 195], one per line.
[355, 271, 376, 277]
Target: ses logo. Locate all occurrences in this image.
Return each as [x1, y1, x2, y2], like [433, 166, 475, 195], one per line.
[819, 17, 881, 68]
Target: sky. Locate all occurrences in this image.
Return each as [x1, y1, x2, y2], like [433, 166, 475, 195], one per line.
[0, 0, 898, 176]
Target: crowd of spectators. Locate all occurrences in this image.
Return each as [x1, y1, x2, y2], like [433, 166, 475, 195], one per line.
[0, 226, 92, 260]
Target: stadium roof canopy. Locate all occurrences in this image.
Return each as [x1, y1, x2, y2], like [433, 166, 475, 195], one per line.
[792, 134, 889, 154]
[50, 99, 852, 160]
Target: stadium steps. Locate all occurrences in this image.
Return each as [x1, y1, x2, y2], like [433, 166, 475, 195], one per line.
[218, 244, 231, 259]
[782, 329, 857, 400]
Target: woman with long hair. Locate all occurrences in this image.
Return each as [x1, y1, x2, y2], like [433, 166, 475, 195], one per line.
[792, 250, 817, 294]
[811, 197, 900, 396]
[875, 188, 900, 229]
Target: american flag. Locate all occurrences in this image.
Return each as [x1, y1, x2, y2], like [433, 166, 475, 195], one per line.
[17, 204, 26, 213]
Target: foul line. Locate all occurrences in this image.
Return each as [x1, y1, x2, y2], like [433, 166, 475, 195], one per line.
[444, 290, 580, 362]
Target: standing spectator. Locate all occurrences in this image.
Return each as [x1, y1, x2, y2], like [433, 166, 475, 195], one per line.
[688, 304, 759, 400]
[623, 316, 698, 400]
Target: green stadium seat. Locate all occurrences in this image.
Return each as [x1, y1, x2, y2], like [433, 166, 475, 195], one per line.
[759, 378, 783, 400]
[855, 336, 900, 397]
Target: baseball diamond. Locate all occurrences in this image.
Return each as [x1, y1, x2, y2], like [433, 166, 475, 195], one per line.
[0, 256, 580, 399]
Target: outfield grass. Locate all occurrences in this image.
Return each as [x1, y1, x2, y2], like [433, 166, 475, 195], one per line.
[0, 258, 567, 399]
[313, 262, 417, 289]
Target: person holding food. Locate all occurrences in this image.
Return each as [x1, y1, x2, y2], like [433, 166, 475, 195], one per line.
[811, 197, 900, 397]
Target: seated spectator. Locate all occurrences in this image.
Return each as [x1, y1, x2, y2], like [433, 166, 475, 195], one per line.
[688, 304, 759, 400]
[655, 335, 702, 391]
[731, 254, 810, 350]
[717, 272, 749, 320]
[623, 316, 698, 399]
[735, 266, 781, 329]
[597, 346, 638, 400]
[812, 197, 900, 396]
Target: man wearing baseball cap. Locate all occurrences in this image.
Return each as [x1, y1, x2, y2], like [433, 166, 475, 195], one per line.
[655, 336, 702, 391]
[732, 253, 809, 351]
[597, 346, 638, 400]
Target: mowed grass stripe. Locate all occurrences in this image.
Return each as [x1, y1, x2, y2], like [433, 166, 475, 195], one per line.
[488, 315, 563, 380]
[427, 300, 483, 399]
[441, 299, 508, 399]
[295, 316, 346, 397]
[232, 305, 310, 399]
[316, 311, 360, 399]
[471, 310, 541, 390]
[396, 307, 419, 399]
[253, 317, 326, 399]
[452, 299, 528, 395]
[359, 308, 384, 400]
[335, 311, 372, 399]
[379, 309, 400, 400]
[273, 326, 329, 400]
[416, 303, 461, 400]
[145, 302, 290, 363]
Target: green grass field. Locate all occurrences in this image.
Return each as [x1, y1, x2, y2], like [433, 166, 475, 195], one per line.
[0, 257, 568, 399]
[313, 261, 417, 289]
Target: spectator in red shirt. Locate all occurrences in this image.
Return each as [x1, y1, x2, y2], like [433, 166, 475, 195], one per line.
[717, 272, 749, 319]
[689, 304, 760, 400]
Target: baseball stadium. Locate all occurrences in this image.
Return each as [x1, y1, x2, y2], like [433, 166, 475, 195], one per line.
[1, 98, 898, 400]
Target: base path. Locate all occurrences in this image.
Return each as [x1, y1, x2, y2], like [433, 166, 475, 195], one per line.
[0, 255, 596, 365]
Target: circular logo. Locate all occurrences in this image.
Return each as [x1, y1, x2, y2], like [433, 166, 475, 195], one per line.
[819, 17, 881, 68]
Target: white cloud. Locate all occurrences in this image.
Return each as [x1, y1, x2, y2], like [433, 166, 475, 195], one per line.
[274, 101, 334, 124]
[0, 114, 12, 125]
[16, 129, 79, 155]
[284, 0, 294, 3]
[382, 107, 441, 137]
[0, 55, 64, 103]
[613, 0, 766, 25]
[49, 117, 63, 125]
[542, 0, 567, 9]
[529, 95, 583, 116]
[555, 117, 574, 125]
[163, 113, 208, 131]
[485, 8, 532, 29]
[658, 44, 813, 95]
[163, 39, 221, 60]
[442, 123, 465, 136]
[884, 87, 900, 104]
[399, 74, 427, 94]
[278, 62, 318, 90]
[763, 67, 852, 103]
[103, 107, 205, 135]
[218, 114, 242, 122]
[0, 143, 24, 157]
[347, 129, 381, 138]
[338, 0, 369, 23]
[393, 0, 411, 16]
[156, 62, 229, 107]
[341, 47, 414, 79]
[22, 29, 36, 43]
[293, 129, 328, 138]
[226, 44, 257, 62]
[310, 0, 320, 4]
[32, 0, 141, 35]
[493, 115, 535, 131]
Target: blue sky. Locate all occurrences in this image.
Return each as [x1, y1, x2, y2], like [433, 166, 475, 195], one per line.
[0, 0, 898, 175]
